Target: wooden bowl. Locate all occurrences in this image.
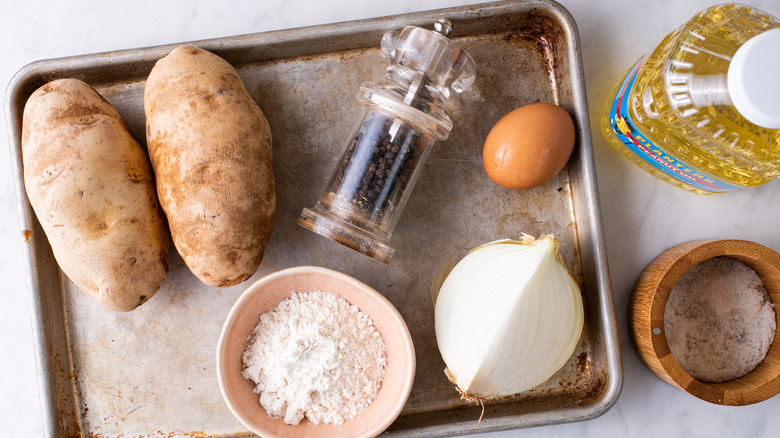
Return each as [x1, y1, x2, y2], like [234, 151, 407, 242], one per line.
[629, 239, 780, 405]
[216, 266, 415, 438]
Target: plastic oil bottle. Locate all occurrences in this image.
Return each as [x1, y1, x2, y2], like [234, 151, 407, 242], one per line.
[602, 4, 780, 194]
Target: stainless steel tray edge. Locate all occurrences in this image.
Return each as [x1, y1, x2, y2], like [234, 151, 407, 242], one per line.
[556, 0, 624, 418]
[6, 63, 78, 438]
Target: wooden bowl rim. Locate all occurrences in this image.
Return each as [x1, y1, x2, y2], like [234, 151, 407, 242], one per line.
[642, 239, 780, 405]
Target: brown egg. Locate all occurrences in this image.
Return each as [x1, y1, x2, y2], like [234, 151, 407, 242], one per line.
[483, 102, 576, 190]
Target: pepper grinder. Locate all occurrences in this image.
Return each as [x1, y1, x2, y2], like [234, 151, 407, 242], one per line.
[298, 18, 476, 263]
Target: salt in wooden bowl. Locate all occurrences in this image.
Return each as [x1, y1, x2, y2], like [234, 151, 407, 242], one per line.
[629, 239, 780, 405]
[217, 266, 415, 437]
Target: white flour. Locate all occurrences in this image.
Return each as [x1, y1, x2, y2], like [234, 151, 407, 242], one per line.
[241, 290, 387, 425]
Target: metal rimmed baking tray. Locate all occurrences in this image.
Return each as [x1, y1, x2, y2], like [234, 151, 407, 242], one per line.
[6, 0, 622, 436]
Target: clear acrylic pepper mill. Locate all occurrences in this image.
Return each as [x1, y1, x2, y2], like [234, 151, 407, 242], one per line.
[298, 18, 476, 263]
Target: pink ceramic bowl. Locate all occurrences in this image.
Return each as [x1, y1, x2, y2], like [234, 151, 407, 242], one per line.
[216, 266, 415, 438]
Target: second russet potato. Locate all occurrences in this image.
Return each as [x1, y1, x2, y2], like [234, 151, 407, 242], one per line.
[145, 46, 276, 288]
[483, 102, 575, 190]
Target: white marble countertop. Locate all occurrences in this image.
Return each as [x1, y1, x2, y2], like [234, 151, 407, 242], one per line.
[3, 0, 780, 436]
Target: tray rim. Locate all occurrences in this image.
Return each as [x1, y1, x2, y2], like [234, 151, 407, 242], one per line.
[5, 0, 623, 436]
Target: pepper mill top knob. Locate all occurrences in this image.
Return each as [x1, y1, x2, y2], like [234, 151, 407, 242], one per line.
[433, 18, 453, 36]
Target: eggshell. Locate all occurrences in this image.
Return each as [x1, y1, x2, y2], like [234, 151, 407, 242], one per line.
[483, 102, 575, 190]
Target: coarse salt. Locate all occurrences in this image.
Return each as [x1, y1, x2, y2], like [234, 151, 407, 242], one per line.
[664, 257, 776, 383]
[241, 290, 387, 425]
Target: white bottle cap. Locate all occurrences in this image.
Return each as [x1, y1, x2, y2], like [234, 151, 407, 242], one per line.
[727, 28, 780, 130]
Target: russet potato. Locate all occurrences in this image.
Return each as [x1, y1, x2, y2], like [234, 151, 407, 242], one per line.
[144, 46, 275, 287]
[22, 78, 170, 312]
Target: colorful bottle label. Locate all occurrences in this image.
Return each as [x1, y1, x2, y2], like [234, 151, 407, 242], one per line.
[607, 56, 739, 192]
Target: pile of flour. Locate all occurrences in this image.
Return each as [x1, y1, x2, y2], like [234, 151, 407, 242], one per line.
[242, 290, 387, 425]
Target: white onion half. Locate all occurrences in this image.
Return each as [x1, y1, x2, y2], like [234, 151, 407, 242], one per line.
[434, 234, 584, 399]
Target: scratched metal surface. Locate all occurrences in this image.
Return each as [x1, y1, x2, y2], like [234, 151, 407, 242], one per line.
[6, 1, 621, 437]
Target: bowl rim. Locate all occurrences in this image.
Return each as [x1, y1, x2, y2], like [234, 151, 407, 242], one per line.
[216, 265, 416, 437]
[630, 239, 780, 406]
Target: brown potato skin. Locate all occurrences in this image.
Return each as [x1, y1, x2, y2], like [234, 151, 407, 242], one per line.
[22, 78, 170, 312]
[144, 46, 275, 287]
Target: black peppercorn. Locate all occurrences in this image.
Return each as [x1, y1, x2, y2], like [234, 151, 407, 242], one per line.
[327, 112, 427, 224]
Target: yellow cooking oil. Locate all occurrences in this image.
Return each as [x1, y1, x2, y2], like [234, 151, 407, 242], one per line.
[602, 4, 780, 194]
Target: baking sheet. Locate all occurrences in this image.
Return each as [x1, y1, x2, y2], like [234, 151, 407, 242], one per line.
[6, 0, 622, 436]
